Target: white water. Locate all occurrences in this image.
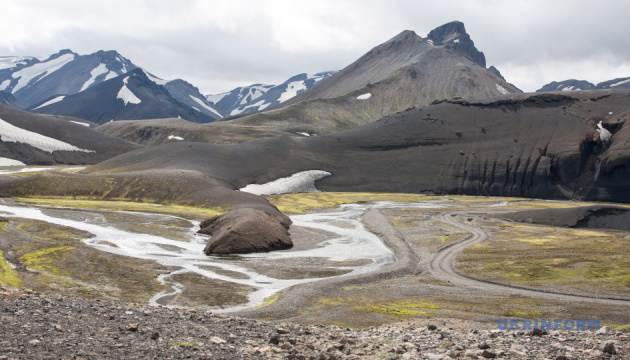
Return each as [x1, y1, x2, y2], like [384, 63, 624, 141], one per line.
[0, 200, 441, 312]
[0, 166, 86, 175]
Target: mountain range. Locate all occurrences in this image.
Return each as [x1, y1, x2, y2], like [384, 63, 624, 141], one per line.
[0, 49, 336, 124]
[1, 20, 630, 209]
[537, 77, 630, 92]
[207, 71, 336, 117]
[98, 21, 525, 146]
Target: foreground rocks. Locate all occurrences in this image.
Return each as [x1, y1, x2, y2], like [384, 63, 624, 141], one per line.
[199, 208, 293, 255]
[1, 285, 629, 359]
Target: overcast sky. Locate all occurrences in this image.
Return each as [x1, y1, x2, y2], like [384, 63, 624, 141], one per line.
[2, 0, 630, 94]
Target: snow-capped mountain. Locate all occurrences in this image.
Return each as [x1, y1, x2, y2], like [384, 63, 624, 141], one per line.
[31, 68, 221, 124]
[207, 71, 335, 117]
[0, 49, 224, 123]
[0, 49, 137, 107]
[164, 79, 224, 120]
[537, 76, 630, 92]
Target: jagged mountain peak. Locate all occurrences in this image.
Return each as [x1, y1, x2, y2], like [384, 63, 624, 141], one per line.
[427, 21, 485, 67]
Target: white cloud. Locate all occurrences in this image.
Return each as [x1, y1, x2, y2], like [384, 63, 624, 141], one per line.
[2, 0, 630, 94]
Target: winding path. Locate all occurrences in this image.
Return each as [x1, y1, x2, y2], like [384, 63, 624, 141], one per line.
[428, 213, 630, 305]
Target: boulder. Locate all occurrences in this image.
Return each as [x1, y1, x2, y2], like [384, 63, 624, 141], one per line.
[199, 208, 293, 255]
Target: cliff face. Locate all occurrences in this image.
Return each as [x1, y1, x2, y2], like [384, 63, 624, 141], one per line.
[310, 91, 629, 202]
[87, 90, 630, 204]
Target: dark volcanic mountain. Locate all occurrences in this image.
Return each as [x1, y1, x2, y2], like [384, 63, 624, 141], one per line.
[0, 105, 140, 165]
[85, 90, 630, 204]
[99, 21, 523, 145]
[280, 21, 517, 108]
[537, 76, 630, 92]
[207, 72, 336, 117]
[32, 69, 219, 124]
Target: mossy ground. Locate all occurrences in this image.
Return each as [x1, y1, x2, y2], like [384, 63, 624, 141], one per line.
[0, 214, 173, 303]
[264, 192, 448, 214]
[16, 197, 223, 221]
[457, 223, 630, 296]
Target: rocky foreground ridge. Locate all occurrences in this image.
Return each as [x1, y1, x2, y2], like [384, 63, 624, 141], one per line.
[1, 285, 628, 359]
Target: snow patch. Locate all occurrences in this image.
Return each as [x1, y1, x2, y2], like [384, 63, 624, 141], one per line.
[427, 39, 434, 46]
[279, 81, 307, 102]
[238, 86, 268, 105]
[495, 84, 509, 95]
[33, 95, 66, 110]
[240, 170, 332, 196]
[206, 92, 230, 104]
[0, 118, 94, 153]
[117, 76, 141, 105]
[80, 63, 109, 91]
[104, 71, 118, 81]
[561, 86, 576, 91]
[70, 121, 90, 127]
[453, 39, 460, 43]
[357, 93, 372, 100]
[611, 78, 630, 87]
[296, 132, 312, 137]
[0, 157, 25, 166]
[0, 79, 10, 91]
[230, 100, 271, 116]
[189, 95, 223, 118]
[11, 53, 76, 93]
[167, 135, 184, 141]
[597, 121, 612, 142]
[146, 71, 168, 85]
[0, 56, 35, 70]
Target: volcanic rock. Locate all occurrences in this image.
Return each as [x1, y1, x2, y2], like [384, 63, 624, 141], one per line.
[199, 208, 293, 255]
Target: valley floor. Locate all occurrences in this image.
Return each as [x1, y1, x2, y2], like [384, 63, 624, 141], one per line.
[1, 192, 630, 358]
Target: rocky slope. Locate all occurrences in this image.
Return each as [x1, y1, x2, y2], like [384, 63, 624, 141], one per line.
[0, 285, 627, 359]
[0, 105, 140, 165]
[98, 21, 522, 145]
[84, 90, 630, 204]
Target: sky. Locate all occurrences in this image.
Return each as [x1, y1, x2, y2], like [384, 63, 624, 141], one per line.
[2, 0, 630, 94]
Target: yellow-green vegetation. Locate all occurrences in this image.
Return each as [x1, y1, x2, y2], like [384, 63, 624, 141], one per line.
[264, 192, 444, 214]
[458, 223, 630, 295]
[16, 197, 223, 220]
[356, 300, 440, 318]
[0, 251, 21, 287]
[317, 296, 440, 320]
[5, 217, 170, 302]
[253, 294, 280, 309]
[2, 166, 86, 178]
[19, 246, 78, 276]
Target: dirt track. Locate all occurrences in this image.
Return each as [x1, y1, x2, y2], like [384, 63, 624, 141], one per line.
[428, 213, 630, 305]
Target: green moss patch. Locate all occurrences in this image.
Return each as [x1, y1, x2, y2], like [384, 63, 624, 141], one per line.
[458, 223, 630, 295]
[0, 250, 21, 287]
[16, 197, 223, 221]
[2, 217, 171, 303]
